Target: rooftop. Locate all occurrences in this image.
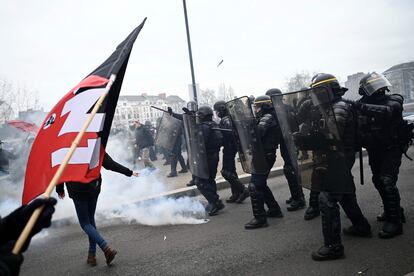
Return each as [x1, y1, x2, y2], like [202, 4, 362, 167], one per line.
[384, 61, 414, 73]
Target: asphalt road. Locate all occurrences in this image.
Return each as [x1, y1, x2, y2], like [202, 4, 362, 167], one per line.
[21, 147, 414, 276]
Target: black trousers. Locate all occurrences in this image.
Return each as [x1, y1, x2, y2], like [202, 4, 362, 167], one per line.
[368, 146, 403, 222]
[280, 141, 304, 200]
[170, 151, 186, 174]
[249, 151, 280, 219]
[196, 152, 220, 204]
[319, 191, 369, 245]
[221, 148, 244, 196]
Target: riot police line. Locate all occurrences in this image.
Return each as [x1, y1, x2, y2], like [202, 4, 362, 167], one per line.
[153, 72, 414, 261]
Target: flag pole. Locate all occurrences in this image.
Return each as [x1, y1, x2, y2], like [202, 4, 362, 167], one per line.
[12, 74, 117, 254]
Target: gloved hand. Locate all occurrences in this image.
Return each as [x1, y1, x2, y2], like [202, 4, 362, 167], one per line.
[0, 242, 23, 276]
[0, 197, 57, 252]
[182, 107, 195, 115]
[167, 107, 173, 115]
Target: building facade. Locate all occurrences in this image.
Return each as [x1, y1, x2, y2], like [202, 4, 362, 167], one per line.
[383, 62, 414, 103]
[344, 72, 365, 101]
[113, 93, 186, 128]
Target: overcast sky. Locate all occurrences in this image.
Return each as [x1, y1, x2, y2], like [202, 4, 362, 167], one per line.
[1, 0, 413, 109]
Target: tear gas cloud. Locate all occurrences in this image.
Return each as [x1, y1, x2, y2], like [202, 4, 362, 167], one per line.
[0, 130, 207, 226]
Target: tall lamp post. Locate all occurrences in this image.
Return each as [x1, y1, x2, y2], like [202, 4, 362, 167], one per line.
[182, 0, 198, 104]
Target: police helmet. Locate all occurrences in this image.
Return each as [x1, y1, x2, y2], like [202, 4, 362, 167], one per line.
[310, 73, 348, 96]
[265, 88, 282, 96]
[358, 72, 391, 96]
[253, 95, 273, 114]
[213, 100, 227, 118]
[197, 105, 214, 121]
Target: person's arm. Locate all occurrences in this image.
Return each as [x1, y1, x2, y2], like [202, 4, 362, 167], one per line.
[102, 153, 134, 177]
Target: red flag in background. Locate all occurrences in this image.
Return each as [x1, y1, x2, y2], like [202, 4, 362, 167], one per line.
[22, 18, 147, 204]
[6, 120, 39, 134]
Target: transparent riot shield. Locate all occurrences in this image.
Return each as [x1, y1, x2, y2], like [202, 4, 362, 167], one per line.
[225, 96, 268, 174]
[182, 114, 209, 179]
[271, 87, 354, 193]
[271, 95, 302, 188]
[155, 113, 183, 152]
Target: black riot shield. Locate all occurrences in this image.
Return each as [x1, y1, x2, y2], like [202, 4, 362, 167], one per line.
[155, 113, 183, 152]
[182, 114, 209, 179]
[271, 87, 354, 193]
[225, 96, 268, 174]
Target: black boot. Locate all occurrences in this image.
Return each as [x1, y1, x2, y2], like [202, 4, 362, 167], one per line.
[266, 208, 283, 218]
[287, 197, 306, 212]
[285, 197, 292, 204]
[377, 207, 406, 223]
[208, 200, 225, 216]
[311, 244, 344, 261]
[244, 217, 268, 229]
[235, 188, 249, 203]
[304, 206, 320, 220]
[378, 221, 403, 239]
[226, 194, 240, 203]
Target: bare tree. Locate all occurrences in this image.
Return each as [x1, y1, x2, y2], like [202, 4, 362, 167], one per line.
[217, 83, 236, 101]
[0, 78, 41, 123]
[285, 72, 314, 92]
[0, 79, 15, 123]
[199, 88, 217, 106]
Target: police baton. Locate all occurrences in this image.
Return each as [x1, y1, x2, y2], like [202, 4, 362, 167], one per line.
[150, 106, 169, 113]
[359, 148, 364, 185]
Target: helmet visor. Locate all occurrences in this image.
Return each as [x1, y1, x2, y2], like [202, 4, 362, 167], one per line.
[360, 73, 391, 96]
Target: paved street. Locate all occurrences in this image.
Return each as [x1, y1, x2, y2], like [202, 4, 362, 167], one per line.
[21, 147, 414, 276]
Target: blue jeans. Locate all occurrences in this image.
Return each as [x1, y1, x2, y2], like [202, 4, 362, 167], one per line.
[72, 196, 107, 254]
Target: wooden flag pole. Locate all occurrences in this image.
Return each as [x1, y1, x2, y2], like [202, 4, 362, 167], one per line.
[12, 74, 117, 254]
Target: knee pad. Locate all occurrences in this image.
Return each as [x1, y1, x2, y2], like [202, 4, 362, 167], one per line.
[380, 175, 399, 196]
[221, 169, 237, 181]
[248, 182, 257, 193]
[319, 192, 337, 210]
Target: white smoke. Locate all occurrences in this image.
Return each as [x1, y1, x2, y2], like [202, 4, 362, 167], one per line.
[93, 133, 208, 225]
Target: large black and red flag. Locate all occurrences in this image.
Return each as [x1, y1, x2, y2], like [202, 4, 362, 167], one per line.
[22, 18, 147, 204]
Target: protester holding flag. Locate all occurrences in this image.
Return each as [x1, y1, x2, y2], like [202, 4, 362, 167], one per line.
[56, 152, 138, 266]
[18, 18, 147, 268]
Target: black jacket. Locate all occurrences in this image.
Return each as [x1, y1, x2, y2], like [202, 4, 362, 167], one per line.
[358, 93, 404, 149]
[257, 111, 281, 152]
[56, 153, 132, 200]
[135, 125, 154, 149]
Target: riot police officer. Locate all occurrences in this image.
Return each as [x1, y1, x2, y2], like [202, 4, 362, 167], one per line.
[265, 89, 306, 211]
[356, 72, 407, 238]
[213, 101, 249, 203]
[305, 74, 371, 261]
[169, 105, 225, 216]
[244, 95, 284, 229]
[195, 106, 225, 215]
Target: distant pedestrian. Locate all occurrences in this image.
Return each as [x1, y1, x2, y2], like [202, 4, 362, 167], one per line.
[133, 120, 155, 170]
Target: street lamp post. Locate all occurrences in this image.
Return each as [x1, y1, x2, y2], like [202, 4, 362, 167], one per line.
[182, 0, 198, 104]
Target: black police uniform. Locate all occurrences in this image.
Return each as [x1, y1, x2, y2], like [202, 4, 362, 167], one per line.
[245, 97, 283, 229]
[357, 73, 406, 238]
[214, 101, 249, 203]
[309, 74, 371, 261]
[170, 106, 224, 215]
